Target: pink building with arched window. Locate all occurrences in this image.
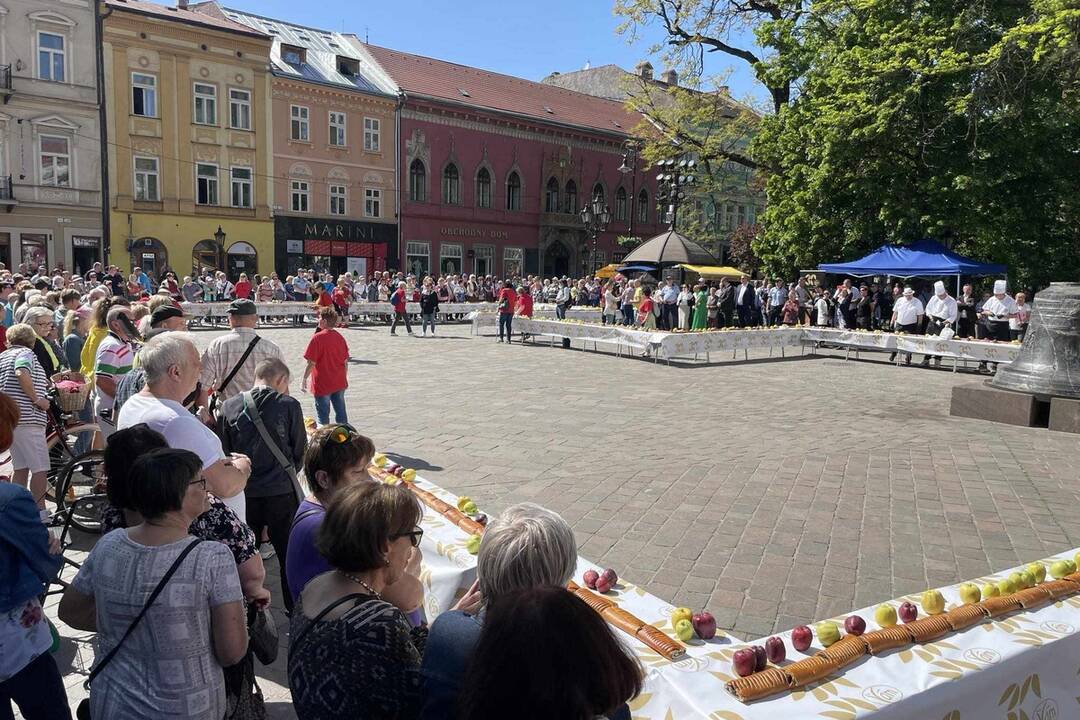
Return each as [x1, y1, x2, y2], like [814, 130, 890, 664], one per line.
[359, 44, 664, 278]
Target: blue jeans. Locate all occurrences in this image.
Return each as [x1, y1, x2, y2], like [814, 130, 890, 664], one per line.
[498, 313, 513, 340]
[314, 390, 347, 426]
[621, 305, 635, 325]
[555, 304, 567, 319]
[422, 312, 436, 334]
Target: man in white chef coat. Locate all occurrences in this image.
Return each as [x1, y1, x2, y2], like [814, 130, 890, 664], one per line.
[977, 279, 1017, 372]
[921, 280, 958, 367]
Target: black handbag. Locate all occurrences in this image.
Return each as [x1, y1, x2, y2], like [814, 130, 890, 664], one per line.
[248, 604, 278, 666]
[76, 540, 202, 720]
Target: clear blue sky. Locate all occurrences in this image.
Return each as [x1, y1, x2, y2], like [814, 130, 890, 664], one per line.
[196, 0, 766, 106]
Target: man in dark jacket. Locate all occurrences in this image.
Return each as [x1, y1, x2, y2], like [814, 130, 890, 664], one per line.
[220, 357, 307, 613]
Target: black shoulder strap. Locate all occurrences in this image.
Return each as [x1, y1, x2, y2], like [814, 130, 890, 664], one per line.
[217, 336, 260, 396]
[291, 592, 369, 650]
[86, 539, 203, 687]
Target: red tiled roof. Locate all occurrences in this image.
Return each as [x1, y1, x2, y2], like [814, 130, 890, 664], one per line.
[105, 0, 268, 38]
[362, 44, 642, 137]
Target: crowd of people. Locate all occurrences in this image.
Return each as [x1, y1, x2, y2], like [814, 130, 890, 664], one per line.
[0, 257, 1037, 719]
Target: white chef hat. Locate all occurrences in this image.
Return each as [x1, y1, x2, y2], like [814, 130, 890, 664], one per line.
[994, 279, 1007, 295]
[903, 287, 914, 296]
[934, 280, 946, 296]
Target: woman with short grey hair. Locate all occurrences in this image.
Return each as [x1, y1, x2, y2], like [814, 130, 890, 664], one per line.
[420, 502, 584, 720]
[475, 502, 576, 602]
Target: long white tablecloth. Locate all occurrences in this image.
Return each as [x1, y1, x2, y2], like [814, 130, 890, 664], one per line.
[408, 468, 1080, 719]
[470, 318, 1022, 364]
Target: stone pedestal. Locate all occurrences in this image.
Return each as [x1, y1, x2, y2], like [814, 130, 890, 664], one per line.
[950, 382, 1050, 427]
[1049, 397, 1080, 434]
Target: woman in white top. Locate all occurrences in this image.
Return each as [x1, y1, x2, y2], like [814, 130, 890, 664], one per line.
[1010, 292, 1030, 341]
[677, 285, 694, 330]
[815, 291, 830, 327]
[602, 284, 619, 325]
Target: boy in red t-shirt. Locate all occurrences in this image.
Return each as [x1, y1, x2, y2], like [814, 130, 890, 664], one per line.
[302, 306, 351, 425]
[331, 281, 351, 328]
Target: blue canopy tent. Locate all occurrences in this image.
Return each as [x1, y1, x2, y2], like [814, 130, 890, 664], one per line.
[817, 240, 1006, 295]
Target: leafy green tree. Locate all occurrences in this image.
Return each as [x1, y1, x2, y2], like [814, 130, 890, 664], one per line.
[752, 0, 1079, 288]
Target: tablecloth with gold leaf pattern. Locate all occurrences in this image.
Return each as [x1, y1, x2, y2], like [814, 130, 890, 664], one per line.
[409, 470, 1079, 719]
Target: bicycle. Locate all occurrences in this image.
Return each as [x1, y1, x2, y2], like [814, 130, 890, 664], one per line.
[43, 388, 106, 533]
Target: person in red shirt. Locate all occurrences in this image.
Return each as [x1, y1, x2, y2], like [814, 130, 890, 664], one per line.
[233, 273, 252, 301]
[331, 278, 351, 328]
[514, 284, 533, 343]
[389, 281, 413, 336]
[302, 306, 351, 425]
[496, 280, 517, 343]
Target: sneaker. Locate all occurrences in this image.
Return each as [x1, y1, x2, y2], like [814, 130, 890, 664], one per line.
[390, 332, 397, 336]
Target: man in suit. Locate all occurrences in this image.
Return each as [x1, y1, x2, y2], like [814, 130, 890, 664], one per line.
[735, 276, 754, 327]
[717, 279, 735, 327]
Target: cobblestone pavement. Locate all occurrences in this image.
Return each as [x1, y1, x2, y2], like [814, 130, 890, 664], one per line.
[41, 320, 1080, 718]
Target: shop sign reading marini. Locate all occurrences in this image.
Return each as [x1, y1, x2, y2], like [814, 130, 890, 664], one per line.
[440, 226, 509, 240]
[304, 220, 382, 240]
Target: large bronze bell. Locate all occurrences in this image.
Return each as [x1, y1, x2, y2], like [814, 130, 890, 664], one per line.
[992, 282, 1080, 399]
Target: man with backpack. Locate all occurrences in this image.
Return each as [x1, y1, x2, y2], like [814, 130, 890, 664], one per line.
[219, 358, 306, 613]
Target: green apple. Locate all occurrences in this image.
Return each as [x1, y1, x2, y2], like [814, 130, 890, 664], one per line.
[1049, 560, 1071, 579]
[815, 621, 841, 647]
[1017, 570, 1035, 589]
[982, 583, 1000, 599]
[465, 534, 482, 555]
[671, 607, 693, 627]
[1027, 563, 1046, 584]
[874, 604, 897, 627]
[1009, 572, 1024, 589]
[958, 583, 981, 605]
[921, 589, 946, 615]
[1069, 559, 1078, 574]
[674, 619, 695, 642]
[998, 577, 1017, 595]
[1074, 553, 1080, 572]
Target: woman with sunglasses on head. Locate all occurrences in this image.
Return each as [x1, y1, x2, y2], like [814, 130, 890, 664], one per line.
[286, 426, 430, 624]
[290, 481, 480, 719]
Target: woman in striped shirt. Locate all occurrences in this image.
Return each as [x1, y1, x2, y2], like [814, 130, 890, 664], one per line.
[0, 324, 50, 513]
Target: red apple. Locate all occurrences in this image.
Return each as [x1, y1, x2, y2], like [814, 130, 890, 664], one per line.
[583, 569, 600, 590]
[791, 625, 813, 652]
[752, 645, 767, 671]
[732, 648, 757, 677]
[844, 615, 866, 636]
[899, 601, 918, 623]
[765, 636, 785, 663]
[595, 576, 613, 594]
[692, 611, 717, 640]
[393, 466, 405, 477]
[600, 568, 618, 586]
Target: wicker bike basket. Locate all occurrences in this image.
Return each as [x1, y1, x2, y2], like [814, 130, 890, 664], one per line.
[51, 372, 91, 413]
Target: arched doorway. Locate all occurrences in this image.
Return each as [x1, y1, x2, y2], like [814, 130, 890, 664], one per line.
[226, 241, 257, 280]
[544, 238, 571, 278]
[192, 239, 225, 277]
[131, 237, 168, 277]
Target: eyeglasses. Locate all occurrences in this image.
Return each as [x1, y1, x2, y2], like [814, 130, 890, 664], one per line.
[189, 477, 207, 491]
[327, 423, 358, 444]
[390, 528, 424, 547]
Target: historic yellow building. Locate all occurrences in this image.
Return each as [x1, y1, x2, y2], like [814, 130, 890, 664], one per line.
[102, 0, 274, 280]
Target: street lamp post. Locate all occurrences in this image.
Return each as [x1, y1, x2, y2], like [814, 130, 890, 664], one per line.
[655, 158, 697, 232]
[579, 195, 611, 277]
[618, 139, 641, 236]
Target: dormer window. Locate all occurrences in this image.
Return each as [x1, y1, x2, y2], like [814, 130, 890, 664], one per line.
[281, 45, 305, 66]
[337, 56, 360, 77]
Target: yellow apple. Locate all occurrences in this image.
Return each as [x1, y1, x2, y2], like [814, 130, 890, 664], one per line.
[671, 607, 693, 627]
[401, 468, 416, 482]
[958, 583, 981, 605]
[815, 621, 841, 647]
[465, 534, 482, 555]
[982, 583, 1000, 599]
[674, 619, 695, 642]
[1027, 563, 1046, 584]
[874, 604, 897, 627]
[998, 577, 1017, 595]
[373, 453, 388, 467]
[1049, 560, 1072, 579]
[922, 589, 946, 615]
